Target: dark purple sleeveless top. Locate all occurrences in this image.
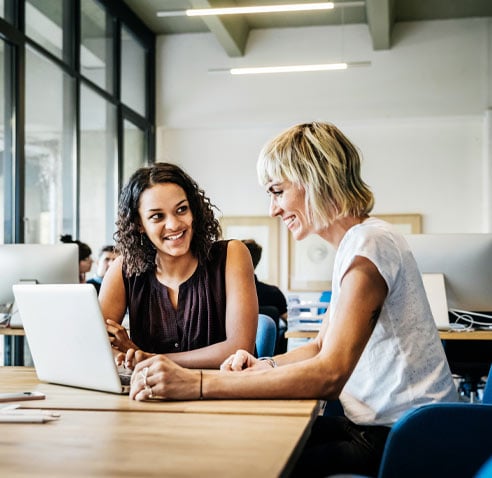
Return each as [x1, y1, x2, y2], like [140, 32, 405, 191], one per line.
[123, 241, 229, 354]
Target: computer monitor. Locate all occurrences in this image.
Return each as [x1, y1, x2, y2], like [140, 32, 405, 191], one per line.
[0, 244, 79, 319]
[404, 233, 492, 313]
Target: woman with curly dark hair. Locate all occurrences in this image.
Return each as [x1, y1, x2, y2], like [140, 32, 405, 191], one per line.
[99, 162, 258, 369]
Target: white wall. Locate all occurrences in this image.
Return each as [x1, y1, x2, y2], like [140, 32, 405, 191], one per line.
[155, 18, 492, 291]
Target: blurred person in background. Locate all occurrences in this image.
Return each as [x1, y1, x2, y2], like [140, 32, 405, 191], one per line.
[86, 245, 118, 295]
[60, 234, 93, 283]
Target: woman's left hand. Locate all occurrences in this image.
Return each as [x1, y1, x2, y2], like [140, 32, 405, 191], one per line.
[130, 355, 202, 401]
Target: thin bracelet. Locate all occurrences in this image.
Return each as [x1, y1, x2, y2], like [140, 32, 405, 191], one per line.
[258, 357, 277, 368]
[199, 369, 203, 400]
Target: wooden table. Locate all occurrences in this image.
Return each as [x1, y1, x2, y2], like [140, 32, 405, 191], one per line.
[0, 409, 311, 477]
[0, 327, 25, 336]
[438, 330, 492, 340]
[0, 367, 321, 478]
[0, 367, 321, 417]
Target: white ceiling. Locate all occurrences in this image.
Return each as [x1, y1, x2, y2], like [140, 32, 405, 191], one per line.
[123, 0, 492, 56]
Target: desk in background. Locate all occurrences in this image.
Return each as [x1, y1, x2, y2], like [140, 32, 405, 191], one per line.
[285, 329, 492, 340]
[1, 367, 321, 477]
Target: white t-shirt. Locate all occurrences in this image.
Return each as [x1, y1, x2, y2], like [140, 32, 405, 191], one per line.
[331, 218, 458, 426]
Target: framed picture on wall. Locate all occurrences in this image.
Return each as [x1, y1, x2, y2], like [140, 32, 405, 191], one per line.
[373, 214, 422, 234]
[220, 216, 280, 285]
[288, 234, 335, 292]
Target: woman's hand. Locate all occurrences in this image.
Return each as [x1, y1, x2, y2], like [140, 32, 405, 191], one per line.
[220, 349, 272, 372]
[130, 355, 201, 401]
[115, 348, 154, 369]
[106, 319, 137, 352]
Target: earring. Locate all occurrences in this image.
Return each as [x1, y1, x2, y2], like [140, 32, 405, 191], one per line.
[140, 234, 144, 246]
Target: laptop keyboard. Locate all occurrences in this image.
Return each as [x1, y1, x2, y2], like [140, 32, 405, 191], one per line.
[117, 366, 133, 386]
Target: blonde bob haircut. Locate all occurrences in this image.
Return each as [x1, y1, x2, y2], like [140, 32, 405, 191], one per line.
[257, 122, 374, 229]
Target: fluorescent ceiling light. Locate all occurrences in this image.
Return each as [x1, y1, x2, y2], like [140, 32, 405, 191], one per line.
[187, 3, 333, 16]
[210, 61, 370, 75]
[157, 1, 364, 17]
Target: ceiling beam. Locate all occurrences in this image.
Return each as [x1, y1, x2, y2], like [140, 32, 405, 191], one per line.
[366, 0, 394, 50]
[189, 0, 249, 57]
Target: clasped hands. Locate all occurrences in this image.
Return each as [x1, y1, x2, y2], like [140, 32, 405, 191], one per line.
[113, 346, 273, 401]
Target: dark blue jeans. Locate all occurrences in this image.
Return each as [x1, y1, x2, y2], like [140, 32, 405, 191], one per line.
[291, 415, 390, 477]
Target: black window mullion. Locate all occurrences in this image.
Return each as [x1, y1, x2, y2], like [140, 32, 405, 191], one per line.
[13, 40, 25, 243]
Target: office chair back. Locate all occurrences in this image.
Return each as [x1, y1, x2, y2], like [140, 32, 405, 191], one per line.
[476, 456, 492, 478]
[378, 403, 492, 478]
[255, 314, 277, 358]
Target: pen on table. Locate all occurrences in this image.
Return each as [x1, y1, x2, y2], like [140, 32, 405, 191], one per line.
[0, 404, 20, 411]
[0, 406, 61, 423]
[0, 409, 61, 418]
[0, 414, 59, 423]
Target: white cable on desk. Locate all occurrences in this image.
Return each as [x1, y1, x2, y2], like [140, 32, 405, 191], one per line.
[449, 309, 492, 329]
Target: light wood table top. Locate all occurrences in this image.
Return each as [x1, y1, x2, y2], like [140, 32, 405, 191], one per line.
[0, 327, 25, 336]
[438, 330, 492, 340]
[0, 408, 312, 478]
[1, 367, 321, 417]
[285, 329, 492, 340]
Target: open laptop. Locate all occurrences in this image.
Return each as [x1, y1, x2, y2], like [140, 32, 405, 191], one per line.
[421, 273, 465, 331]
[12, 283, 131, 394]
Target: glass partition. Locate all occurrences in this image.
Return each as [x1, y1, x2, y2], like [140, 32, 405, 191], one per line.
[123, 118, 147, 184]
[24, 46, 75, 243]
[79, 84, 117, 251]
[121, 26, 147, 117]
[25, 0, 65, 60]
[81, 0, 114, 93]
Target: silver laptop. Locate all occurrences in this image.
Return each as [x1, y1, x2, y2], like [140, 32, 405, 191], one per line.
[12, 283, 131, 394]
[421, 273, 465, 331]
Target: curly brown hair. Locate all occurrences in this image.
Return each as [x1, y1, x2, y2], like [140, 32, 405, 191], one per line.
[114, 162, 222, 276]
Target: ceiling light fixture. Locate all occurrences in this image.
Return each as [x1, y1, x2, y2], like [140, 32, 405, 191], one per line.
[156, 1, 364, 17]
[210, 61, 370, 75]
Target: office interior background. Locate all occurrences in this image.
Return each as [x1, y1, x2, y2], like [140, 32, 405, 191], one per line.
[145, 0, 492, 293]
[0, 1, 491, 295]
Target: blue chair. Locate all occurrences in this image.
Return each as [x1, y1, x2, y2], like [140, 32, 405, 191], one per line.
[476, 456, 492, 478]
[255, 314, 277, 357]
[375, 402, 492, 478]
[374, 363, 492, 478]
[329, 364, 492, 478]
[317, 290, 332, 314]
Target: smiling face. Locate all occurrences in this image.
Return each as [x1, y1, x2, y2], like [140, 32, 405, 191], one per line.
[267, 179, 313, 240]
[138, 182, 194, 258]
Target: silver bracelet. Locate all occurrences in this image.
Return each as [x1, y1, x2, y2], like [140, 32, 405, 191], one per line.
[258, 357, 277, 368]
